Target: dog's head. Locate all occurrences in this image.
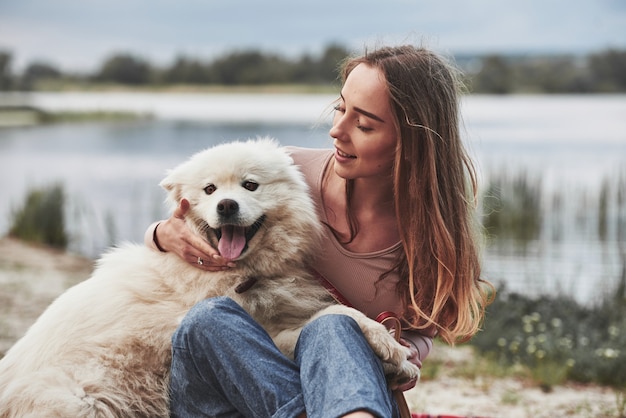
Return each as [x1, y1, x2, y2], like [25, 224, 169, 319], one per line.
[160, 137, 321, 269]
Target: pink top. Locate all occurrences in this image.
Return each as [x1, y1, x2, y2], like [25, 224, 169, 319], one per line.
[287, 147, 433, 362]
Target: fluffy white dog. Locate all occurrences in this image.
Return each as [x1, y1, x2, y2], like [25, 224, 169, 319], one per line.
[0, 138, 418, 417]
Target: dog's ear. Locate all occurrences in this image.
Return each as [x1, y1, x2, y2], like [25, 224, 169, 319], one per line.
[159, 170, 176, 192]
[159, 170, 184, 206]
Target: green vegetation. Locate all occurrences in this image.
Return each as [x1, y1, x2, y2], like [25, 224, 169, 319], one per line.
[482, 171, 542, 244]
[470, 286, 626, 391]
[9, 184, 68, 249]
[473, 168, 626, 393]
[1, 45, 625, 93]
[0, 44, 347, 91]
[0, 106, 149, 127]
[39, 110, 150, 123]
[462, 49, 626, 93]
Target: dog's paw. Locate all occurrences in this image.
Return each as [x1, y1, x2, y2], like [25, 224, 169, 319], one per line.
[313, 305, 421, 385]
[361, 323, 420, 384]
[382, 350, 420, 387]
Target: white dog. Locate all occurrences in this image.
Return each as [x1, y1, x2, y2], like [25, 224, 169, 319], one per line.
[0, 138, 418, 418]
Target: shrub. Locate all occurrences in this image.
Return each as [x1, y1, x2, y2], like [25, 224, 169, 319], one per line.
[9, 184, 68, 249]
[471, 285, 626, 390]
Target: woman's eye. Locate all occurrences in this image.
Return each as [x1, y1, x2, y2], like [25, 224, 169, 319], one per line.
[204, 184, 217, 195]
[357, 123, 373, 132]
[242, 181, 259, 191]
[333, 104, 345, 113]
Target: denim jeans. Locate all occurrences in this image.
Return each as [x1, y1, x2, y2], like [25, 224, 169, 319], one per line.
[169, 296, 398, 418]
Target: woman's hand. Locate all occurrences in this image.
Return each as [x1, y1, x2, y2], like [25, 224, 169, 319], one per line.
[156, 199, 235, 271]
[392, 338, 422, 392]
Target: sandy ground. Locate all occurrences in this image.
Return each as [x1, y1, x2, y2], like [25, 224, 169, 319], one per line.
[0, 237, 622, 417]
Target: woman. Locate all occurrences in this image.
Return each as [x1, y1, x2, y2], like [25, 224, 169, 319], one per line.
[145, 45, 493, 418]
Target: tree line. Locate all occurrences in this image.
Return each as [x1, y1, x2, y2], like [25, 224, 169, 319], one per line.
[1, 44, 625, 93]
[464, 49, 626, 93]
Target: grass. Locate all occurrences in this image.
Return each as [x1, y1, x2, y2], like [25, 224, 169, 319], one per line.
[39, 110, 151, 123]
[481, 170, 543, 245]
[9, 184, 68, 249]
[33, 79, 340, 94]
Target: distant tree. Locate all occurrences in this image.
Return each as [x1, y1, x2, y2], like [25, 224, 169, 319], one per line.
[292, 44, 349, 84]
[20, 61, 62, 90]
[0, 50, 13, 90]
[317, 44, 349, 82]
[589, 49, 626, 92]
[97, 53, 152, 85]
[472, 55, 514, 94]
[292, 54, 317, 83]
[515, 56, 592, 93]
[163, 56, 213, 84]
[210, 50, 293, 85]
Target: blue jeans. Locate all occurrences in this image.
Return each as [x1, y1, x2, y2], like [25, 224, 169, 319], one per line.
[169, 297, 398, 418]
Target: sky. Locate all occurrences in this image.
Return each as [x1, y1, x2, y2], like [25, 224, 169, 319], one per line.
[1, 0, 625, 72]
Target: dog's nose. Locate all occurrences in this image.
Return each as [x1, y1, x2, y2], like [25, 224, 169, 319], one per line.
[217, 199, 239, 217]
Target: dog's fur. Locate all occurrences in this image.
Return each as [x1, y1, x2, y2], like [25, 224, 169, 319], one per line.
[0, 138, 418, 418]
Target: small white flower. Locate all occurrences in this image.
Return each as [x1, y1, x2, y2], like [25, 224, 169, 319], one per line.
[551, 318, 562, 328]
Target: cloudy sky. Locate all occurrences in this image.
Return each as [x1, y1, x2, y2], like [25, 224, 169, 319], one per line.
[1, 0, 625, 72]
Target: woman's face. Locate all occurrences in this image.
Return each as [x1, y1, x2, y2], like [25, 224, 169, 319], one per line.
[330, 63, 398, 182]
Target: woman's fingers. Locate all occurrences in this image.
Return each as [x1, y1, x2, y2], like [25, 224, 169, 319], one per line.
[173, 198, 190, 219]
[160, 198, 235, 270]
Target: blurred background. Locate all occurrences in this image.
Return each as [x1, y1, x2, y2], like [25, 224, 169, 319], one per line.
[1, 0, 626, 397]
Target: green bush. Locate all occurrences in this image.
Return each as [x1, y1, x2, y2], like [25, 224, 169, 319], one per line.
[471, 285, 626, 390]
[9, 184, 68, 249]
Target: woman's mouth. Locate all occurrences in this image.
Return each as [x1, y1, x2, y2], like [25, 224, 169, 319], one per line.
[335, 148, 356, 160]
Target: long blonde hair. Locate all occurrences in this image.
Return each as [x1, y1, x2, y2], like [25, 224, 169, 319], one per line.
[341, 45, 494, 344]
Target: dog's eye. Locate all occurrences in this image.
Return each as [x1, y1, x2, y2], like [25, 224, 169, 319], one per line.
[204, 184, 217, 195]
[242, 181, 259, 192]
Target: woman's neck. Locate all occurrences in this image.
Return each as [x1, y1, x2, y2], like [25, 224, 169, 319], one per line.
[324, 166, 399, 252]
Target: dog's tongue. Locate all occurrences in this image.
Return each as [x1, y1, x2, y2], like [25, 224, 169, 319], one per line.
[218, 225, 246, 260]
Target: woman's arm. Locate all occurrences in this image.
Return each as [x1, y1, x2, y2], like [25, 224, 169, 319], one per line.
[401, 329, 433, 368]
[392, 329, 433, 391]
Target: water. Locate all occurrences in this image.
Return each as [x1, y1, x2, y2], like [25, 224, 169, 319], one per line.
[1, 92, 625, 304]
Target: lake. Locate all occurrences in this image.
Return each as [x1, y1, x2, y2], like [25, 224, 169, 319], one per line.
[1, 92, 625, 304]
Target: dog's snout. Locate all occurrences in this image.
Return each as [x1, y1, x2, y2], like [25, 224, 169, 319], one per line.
[217, 199, 239, 217]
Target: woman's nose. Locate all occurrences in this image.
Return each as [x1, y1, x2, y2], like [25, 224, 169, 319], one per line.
[329, 113, 347, 141]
